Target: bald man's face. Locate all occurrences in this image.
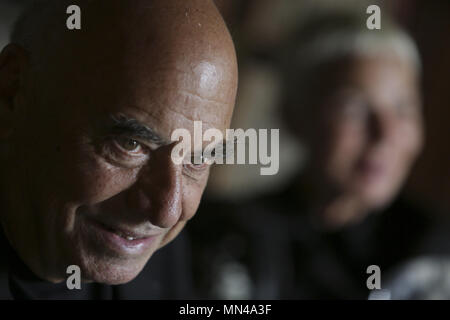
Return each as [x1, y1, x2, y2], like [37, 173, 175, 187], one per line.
[0, 0, 237, 284]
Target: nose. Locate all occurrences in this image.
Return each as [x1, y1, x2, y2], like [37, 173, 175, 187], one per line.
[368, 111, 395, 146]
[126, 142, 183, 229]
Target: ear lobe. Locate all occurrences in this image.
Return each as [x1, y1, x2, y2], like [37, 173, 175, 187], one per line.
[0, 44, 28, 139]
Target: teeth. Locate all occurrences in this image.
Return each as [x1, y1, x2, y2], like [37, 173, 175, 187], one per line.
[99, 222, 141, 240]
[115, 231, 137, 241]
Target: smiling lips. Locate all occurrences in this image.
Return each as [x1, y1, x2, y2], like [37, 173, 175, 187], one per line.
[83, 215, 163, 254]
[99, 222, 151, 241]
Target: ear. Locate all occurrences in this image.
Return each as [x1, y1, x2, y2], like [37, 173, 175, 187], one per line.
[0, 44, 29, 140]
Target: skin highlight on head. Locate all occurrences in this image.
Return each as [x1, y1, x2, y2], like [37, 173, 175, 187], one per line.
[0, 0, 238, 285]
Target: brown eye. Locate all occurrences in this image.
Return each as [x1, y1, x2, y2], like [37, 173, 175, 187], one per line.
[191, 153, 205, 165]
[118, 137, 140, 152]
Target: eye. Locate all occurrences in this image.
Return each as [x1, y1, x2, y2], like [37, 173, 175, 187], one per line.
[97, 135, 150, 169]
[190, 153, 206, 165]
[342, 102, 369, 118]
[183, 163, 210, 181]
[181, 153, 210, 180]
[184, 162, 209, 170]
[116, 137, 142, 152]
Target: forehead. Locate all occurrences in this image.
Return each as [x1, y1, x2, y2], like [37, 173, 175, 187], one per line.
[58, 49, 235, 142]
[120, 61, 234, 137]
[311, 54, 422, 120]
[338, 54, 419, 93]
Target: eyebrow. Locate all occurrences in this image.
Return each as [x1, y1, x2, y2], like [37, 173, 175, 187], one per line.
[109, 114, 168, 146]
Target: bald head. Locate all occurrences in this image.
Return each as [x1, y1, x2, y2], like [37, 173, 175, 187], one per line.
[12, 0, 236, 67]
[1, 0, 237, 284]
[13, 0, 238, 117]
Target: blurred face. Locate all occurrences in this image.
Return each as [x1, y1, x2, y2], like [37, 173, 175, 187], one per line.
[0, 8, 237, 284]
[311, 54, 423, 209]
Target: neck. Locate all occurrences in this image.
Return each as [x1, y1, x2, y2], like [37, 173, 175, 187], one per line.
[314, 195, 368, 231]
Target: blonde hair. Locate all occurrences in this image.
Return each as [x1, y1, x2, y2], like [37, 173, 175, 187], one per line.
[282, 10, 421, 115]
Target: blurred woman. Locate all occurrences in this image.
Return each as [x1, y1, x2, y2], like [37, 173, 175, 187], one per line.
[282, 12, 424, 230]
[189, 11, 450, 299]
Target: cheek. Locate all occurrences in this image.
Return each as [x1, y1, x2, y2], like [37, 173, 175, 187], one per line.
[158, 177, 208, 249]
[159, 220, 187, 250]
[180, 177, 208, 221]
[63, 153, 139, 206]
[386, 122, 423, 180]
[395, 121, 424, 159]
[326, 122, 365, 172]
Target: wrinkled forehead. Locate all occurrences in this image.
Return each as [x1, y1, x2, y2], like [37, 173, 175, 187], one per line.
[93, 40, 234, 133]
[110, 59, 235, 136]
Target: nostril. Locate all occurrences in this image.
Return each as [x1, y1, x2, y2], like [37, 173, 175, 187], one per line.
[125, 184, 183, 229]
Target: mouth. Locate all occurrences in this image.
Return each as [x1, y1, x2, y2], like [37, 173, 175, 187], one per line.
[81, 216, 163, 256]
[356, 157, 387, 177]
[98, 222, 152, 241]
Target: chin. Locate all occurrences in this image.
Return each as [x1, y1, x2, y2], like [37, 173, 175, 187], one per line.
[359, 185, 398, 211]
[79, 256, 149, 285]
[67, 240, 155, 285]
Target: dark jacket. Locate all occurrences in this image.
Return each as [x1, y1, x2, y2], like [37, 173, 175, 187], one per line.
[188, 182, 450, 299]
